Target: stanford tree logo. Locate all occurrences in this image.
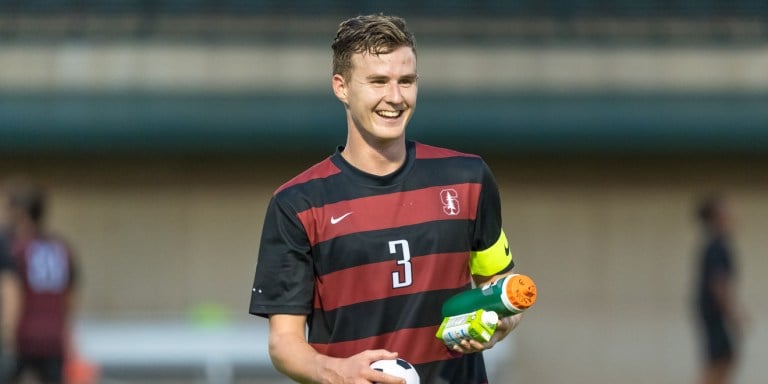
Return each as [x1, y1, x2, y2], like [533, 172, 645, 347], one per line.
[440, 189, 460, 216]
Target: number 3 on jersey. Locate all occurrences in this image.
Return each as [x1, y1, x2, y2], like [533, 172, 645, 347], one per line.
[389, 240, 413, 288]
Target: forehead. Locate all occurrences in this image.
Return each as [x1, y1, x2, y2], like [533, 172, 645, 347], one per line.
[349, 46, 417, 77]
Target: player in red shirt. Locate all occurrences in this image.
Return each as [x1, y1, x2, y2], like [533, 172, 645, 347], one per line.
[3, 181, 77, 384]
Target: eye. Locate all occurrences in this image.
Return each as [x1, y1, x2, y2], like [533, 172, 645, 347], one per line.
[370, 78, 387, 85]
[399, 77, 417, 86]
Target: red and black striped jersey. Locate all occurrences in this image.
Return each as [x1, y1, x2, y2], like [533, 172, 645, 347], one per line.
[12, 234, 77, 358]
[250, 140, 513, 383]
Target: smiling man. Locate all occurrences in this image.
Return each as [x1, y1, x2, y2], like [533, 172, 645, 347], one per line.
[249, 14, 521, 383]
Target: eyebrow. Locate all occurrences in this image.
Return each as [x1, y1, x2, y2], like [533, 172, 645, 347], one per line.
[365, 74, 418, 81]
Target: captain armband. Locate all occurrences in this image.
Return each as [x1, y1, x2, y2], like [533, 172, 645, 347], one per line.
[469, 229, 513, 276]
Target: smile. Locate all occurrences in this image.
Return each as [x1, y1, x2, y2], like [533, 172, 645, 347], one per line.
[376, 110, 404, 119]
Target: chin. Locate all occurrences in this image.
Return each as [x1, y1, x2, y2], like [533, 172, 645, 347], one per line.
[371, 127, 406, 141]
[372, 120, 409, 139]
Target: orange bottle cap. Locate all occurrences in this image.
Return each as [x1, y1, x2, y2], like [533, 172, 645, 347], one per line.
[505, 274, 537, 310]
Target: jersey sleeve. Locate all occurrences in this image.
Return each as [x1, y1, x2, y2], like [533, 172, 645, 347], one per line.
[469, 161, 514, 277]
[249, 194, 314, 318]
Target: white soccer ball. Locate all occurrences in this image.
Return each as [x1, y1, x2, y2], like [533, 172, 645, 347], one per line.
[370, 358, 420, 384]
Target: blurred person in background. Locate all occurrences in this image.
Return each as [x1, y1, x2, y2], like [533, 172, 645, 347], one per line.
[0, 217, 21, 381]
[694, 195, 745, 384]
[3, 180, 78, 384]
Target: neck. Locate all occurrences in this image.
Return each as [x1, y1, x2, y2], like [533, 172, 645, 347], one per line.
[342, 122, 407, 176]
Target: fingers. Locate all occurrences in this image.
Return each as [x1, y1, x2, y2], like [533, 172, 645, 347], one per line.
[450, 338, 490, 354]
[361, 349, 399, 362]
[354, 349, 403, 384]
[363, 350, 404, 384]
[367, 369, 406, 384]
[447, 314, 523, 355]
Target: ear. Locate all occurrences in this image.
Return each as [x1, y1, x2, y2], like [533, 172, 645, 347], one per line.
[332, 74, 348, 105]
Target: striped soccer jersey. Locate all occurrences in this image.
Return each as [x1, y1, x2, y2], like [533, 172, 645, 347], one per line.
[13, 235, 77, 358]
[250, 140, 513, 383]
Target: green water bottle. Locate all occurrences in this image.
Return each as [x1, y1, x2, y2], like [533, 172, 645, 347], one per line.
[441, 274, 537, 318]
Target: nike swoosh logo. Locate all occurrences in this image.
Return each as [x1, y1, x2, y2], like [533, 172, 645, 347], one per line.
[330, 212, 353, 224]
[504, 244, 510, 256]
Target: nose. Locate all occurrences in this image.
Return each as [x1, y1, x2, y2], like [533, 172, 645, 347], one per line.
[384, 81, 404, 104]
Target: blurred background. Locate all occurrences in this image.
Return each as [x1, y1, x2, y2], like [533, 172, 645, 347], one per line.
[1, 1, 767, 383]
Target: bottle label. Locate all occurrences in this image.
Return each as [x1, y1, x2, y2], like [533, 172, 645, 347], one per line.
[480, 283, 495, 296]
[436, 309, 498, 346]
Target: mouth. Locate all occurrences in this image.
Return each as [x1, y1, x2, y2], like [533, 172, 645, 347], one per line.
[375, 110, 404, 120]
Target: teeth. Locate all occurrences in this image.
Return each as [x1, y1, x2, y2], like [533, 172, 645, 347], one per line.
[376, 110, 401, 118]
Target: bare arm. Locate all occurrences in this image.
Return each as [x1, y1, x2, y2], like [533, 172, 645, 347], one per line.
[0, 271, 21, 352]
[268, 314, 405, 384]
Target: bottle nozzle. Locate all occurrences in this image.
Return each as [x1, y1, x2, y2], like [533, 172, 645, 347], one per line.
[505, 274, 537, 310]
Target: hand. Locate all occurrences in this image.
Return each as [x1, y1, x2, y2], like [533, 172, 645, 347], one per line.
[450, 313, 522, 354]
[322, 349, 406, 384]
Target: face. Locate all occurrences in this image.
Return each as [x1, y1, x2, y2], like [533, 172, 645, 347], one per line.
[333, 46, 418, 143]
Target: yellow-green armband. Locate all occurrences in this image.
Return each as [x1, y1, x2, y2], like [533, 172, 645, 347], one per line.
[469, 230, 512, 276]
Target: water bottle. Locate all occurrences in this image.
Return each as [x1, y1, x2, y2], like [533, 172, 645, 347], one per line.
[441, 274, 537, 318]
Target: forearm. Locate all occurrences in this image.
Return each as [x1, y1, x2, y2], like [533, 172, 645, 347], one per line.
[267, 314, 401, 384]
[471, 271, 510, 288]
[0, 273, 20, 350]
[269, 330, 339, 384]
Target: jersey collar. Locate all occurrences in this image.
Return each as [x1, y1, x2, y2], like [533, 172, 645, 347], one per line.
[331, 140, 416, 187]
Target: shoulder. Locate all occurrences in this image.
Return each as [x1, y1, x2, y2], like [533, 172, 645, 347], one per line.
[414, 142, 492, 180]
[414, 142, 487, 170]
[414, 141, 481, 161]
[274, 157, 341, 196]
[13, 234, 76, 265]
[40, 234, 76, 256]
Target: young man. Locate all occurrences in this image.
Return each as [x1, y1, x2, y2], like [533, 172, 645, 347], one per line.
[250, 14, 522, 383]
[694, 196, 744, 384]
[3, 181, 78, 384]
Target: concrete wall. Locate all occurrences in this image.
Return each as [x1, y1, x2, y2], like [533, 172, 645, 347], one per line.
[493, 157, 768, 383]
[2, 154, 766, 382]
